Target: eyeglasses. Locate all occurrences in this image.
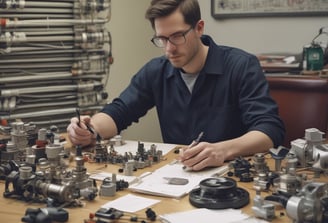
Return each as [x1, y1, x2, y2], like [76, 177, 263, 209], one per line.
[151, 26, 193, 48]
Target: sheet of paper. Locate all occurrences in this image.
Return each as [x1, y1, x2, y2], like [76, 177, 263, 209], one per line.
[128, 162, 229, 198]
[160, 208, 247, 223]
[111, 140, 176, 156]
[233, 217, 269, 223]
[159, 208, 269, 223]
[101, 194, 160, 213]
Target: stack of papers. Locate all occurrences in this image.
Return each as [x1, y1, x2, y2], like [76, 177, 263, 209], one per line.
[128, 161, 229, 198]
[257, 54, 301, 73]
[101, 194, 160, 213]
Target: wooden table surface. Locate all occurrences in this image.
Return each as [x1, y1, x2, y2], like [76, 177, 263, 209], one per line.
[0, 142, 326, 223]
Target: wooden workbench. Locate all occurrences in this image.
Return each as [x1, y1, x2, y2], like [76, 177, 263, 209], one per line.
[0, 142, 326, 223]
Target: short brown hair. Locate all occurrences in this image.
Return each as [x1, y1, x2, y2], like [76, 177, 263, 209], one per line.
[145, 0, 201, 29]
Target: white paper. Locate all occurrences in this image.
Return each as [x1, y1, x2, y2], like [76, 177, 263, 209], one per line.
[128, 162, 229, 198]
[101, 194, 160, 213]
[159, 208, 250, 223]
[232, 217, 269, 223]
[160, 208, 269, 223]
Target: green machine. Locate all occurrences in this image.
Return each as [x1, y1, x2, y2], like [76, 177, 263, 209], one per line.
[304, 44, 324, 71]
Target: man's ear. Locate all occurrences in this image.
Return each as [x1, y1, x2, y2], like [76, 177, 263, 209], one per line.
[195, 20, 205, 36]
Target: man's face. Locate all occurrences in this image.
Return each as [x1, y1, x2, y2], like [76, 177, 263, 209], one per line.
[153, 9, 200, 69]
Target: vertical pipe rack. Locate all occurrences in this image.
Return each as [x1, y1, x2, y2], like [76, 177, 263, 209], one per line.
[0, 0, 113, 130]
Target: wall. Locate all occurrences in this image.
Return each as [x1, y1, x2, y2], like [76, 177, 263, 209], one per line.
[198, 1, 327, 55]
[106, 0, 327, 143]
[106, 0, 163, 142]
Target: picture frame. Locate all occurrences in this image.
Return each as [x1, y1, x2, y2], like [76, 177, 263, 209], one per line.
[211, 0, 328, 19]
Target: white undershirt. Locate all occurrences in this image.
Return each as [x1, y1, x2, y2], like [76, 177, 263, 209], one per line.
[180, 71, 199, 93]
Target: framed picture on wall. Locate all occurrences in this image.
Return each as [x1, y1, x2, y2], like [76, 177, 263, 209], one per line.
[211, 0, 328, 19]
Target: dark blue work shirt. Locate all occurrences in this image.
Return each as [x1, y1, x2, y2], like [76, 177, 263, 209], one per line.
[101, 35, 285, 147]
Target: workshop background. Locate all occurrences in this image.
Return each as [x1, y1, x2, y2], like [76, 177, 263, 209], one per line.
[108, 0, 327, 142]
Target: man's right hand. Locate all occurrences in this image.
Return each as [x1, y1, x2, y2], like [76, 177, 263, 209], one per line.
[66, 116, 95, 147]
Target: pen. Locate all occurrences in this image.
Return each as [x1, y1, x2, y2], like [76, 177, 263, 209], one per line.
[76, 108, 101, 143]
[76, 108, 81, 127]
[182, 131, 204, 171]
[188, 131, 204, 148]
[75, 108, 95, 134]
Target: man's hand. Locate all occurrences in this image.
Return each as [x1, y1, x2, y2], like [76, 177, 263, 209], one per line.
[179, 131, 274, 171]
[179, 142, 228, 171]
[66, 116, 95, 147]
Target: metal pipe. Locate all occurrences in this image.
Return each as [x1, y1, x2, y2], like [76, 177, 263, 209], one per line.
[1, 47, 106, 55]
[0, 55, 107, 64]
[2, 18, 108, 28]
[0, 82, 102, 97]
[2, 27, 79, 34]
[0, 73, 105, 84]
[12, 1, 74, 9]
[0, 8, 74, 14]
[1, 106, 104, 119]
[0, 72, 72, 83]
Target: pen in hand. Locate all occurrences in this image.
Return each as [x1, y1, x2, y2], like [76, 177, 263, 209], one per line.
[75, 108, 95, 134]
[75, 107, 98, 155]
[182, 131, 204, 171]
[75, 108, 101, 144]
[188, 131, 204, 148]
[76, 108, 81, 127]
[75, 108, 83, 156]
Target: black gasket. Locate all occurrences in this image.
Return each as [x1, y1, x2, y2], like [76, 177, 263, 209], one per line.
[189, 177, 249, 209]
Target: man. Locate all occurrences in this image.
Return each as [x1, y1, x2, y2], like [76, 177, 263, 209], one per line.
[67, 0, 285, 171]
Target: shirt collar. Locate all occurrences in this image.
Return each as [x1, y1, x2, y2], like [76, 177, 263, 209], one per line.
[201, 35, 224, 76]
